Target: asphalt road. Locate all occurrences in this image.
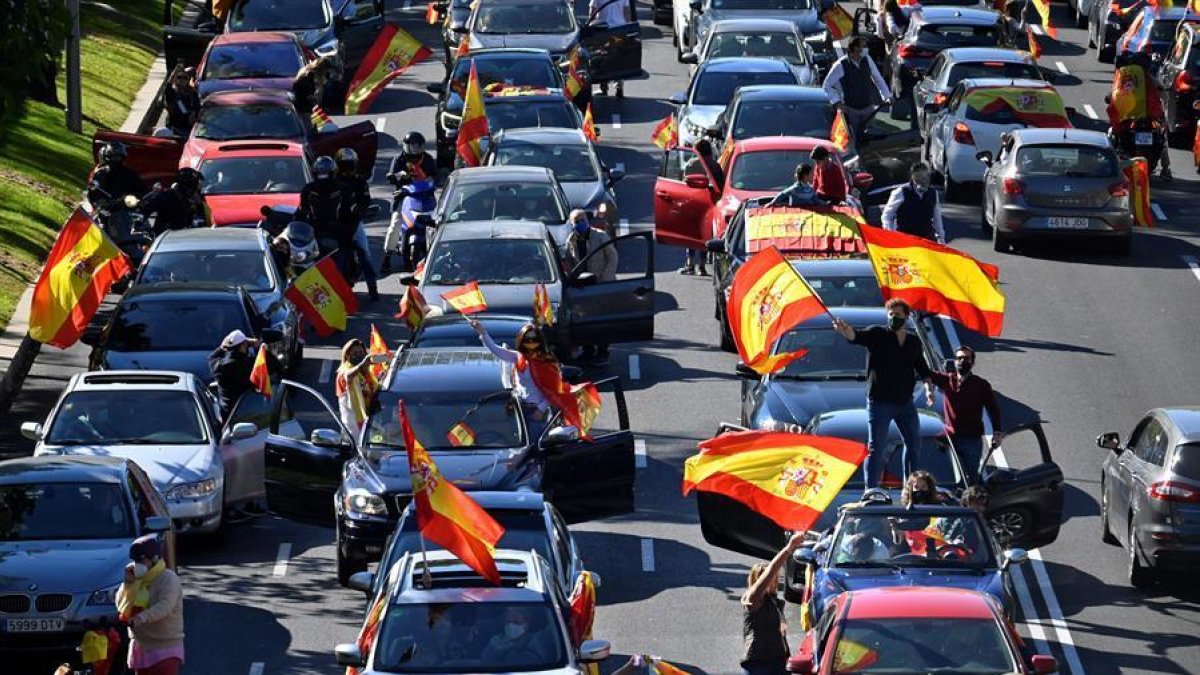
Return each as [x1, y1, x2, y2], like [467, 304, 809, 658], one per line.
[4, 0, 1200, 673]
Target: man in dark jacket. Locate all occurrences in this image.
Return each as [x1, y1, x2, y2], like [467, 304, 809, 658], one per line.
[296, 156, 345, 245]
[335, 147, 379, 300]
[208, 330, 257, 422]
[139, 168, 206, 235]
[925, 346, 1003, 483]
[88, 142, 147, 210]
[880, 163, 944, 243]
[164, 67, 200, 136]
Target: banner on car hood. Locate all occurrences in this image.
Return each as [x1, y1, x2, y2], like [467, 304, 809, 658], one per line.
[964, 87, 1070, 128]
[746, 205, 867, 256]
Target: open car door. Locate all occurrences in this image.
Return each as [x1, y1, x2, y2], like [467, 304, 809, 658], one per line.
[653, 147, 717, 248]
[541, 377, 635, 523]
[982, 422, 1064, 550]
[696, 490, 784, 560]
[92, 130, 183, 187]
[219, 390, 272, 505]
[564, 231, 654, 344]
[579, 20, 644, 83]
[853, 104, 922, 205]
[264, 379, 355, 523]
[163, 25, 216, 71]
[309, 121, 379, 176]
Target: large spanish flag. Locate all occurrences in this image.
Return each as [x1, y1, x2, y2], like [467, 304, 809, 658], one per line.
[859, 225, 1005, 336]
[822, 4, 854, 41]
[402, 401, 506, 584]
[441, 280, 488, 314]
[683, 431, 869, 531]
[727, 246, 830, 375]
[344, 24, 433, 115]
[518, 355, 602, 439]
[457, 62, 489, 167]
[1031, 0, 1057, 38]
[745, 206, 866, 255]
[29, 209, 131, 348]
[283, 256, 358, 337]
[1111, 64, 1149, 123]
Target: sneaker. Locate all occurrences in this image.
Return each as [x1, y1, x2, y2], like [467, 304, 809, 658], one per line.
[1161, 168, 1173, 182]
[698, 265, 709, 276]
[679, 266, 695, 275]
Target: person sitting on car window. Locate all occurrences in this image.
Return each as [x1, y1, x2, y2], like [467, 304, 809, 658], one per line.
[767, 163, 825, 207]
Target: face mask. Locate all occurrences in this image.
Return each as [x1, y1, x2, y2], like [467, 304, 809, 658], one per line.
[132, 562, 149, 578]
[504, 622, 527, 640]
[913, 177, 931, 192]
[350, 352, 366, 365]
[887, 314, 905, 331]
[573, 220, 590, 235]
[911, 489, 933, 503]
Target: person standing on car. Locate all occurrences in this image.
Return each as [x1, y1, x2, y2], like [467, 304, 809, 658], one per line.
[589, 0, 632, 98]
[163, 67, 200, 137]
[740, 533, 805, 675]
[565, 209, 618, 365]
[469, 319, 557, 431]
[117, 535, 184, 675]
[139, 168, 207, 235]
[297, 156, 346, 250]
[208, 330, 258, 422]
[810, 146, 847, 204]
[880, 162, 944, 244]
[924, 346, 1003, 484]
[832, 298, 933, 488]
[88, 141, 147, 211]
[822, 36, 892, 146]
[383, 131, 439, 274]
[335, 148, 380, 301]
[336, 338, 380, 439]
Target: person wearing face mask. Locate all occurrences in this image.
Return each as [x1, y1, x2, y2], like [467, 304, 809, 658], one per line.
[482, 606, 549, 664]
[208, 330, 259, 423]
[832, 298, 933, 488]
[564, 209, 618, 365]
[822, 36, 892, 148]
[924, 346, 1002, 484]
[336, 338, 382, 439]
[740, 533, 805, 675]
[116, 536, 184, 675]
[881, 163, 945, 244]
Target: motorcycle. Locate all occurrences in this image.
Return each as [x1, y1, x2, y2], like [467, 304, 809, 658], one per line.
[1110, 117, 1166, 174]
[388, 170, 436, 273]
[86, 185, 153, 274]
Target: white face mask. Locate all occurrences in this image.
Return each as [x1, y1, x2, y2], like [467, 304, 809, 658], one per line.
[504, 622, 527, 640]
[131, 561, 148, 578]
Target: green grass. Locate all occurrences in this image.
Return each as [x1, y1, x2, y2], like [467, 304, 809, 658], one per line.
[0, 0, 164, 329]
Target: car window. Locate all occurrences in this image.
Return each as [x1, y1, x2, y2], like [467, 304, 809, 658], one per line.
[474, 1, 575, 33]
[344, 0, 381, 20]
[706, 32, 804, 65]
[485, 100, 580, 133]
[108, 298, 252, 352]
[796, 271, 881, 307]
[917, 23, 1002, 47]
[773, 326, 867, 377]
[139, 250, 276, 291]
[732, 100, 833, 141]
[1150, 19, 1180, 42]
[229, 0, 327, 30]
[194, 103, 305, 140]
[442, 182, 567, 225]
[126, 469, 156, 525]
[831, 511, 994, 566]
[449, 58, 560, 99]
[946, 62, 1041, 88]
[492, 141, 599, 182]
[45, 390, 209, 445]
[1013, 145, 1118, 178]
[728, 149, 814, 191]
[276, 384, 346, 443]
[425, 239, 558, 285]
[833, 618, 1017, 673]
[366, 390, 525, 453]
[1138, 419, 1169, 466]
[203, 42, 304, 80]
[1170, 443, 1200, 481]
[927, 54, 945, 80]
[0, 482, 134, 541]
[228, 390, 274, 433]
[660, 147, 702, 181]
[200, 156, 310, 196]
[691, 69, 798, 106]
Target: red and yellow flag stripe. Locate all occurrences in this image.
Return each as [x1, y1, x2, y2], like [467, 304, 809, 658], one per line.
[1125, 157, 1154, 227]
[456, 62, 489, 167]
[822, 3, 854, 41]
[441, 280, 488, 314]
[249, 345, 272, 398]
[651, 114, 678, 150]
[745, 206, 866, 256]
[583, 103, 599, 141]
[533, 283, 554, 326]
[368, 323, 392, 381]
[283, 256, 358, 337]
[395, 285, 429, 331]
[345, 24, 433, 115]
[831, 109, 851, 153]
[447, 421, 476, 447]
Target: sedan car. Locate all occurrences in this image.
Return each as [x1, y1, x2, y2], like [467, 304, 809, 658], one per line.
[24, 371, 264, 533]
[708, 85, 833, 149]
[788, 588, 1058, 675]
[1098, 407, 1200, 587]
[684, 0, 825, 64]
[683, 18, 816, 84]
[1157, 22, 1200, 147]
[1115, 6, 1196, 62]
[913, 47, 1043, 136]
[670, 57, 800, 147]
[434, 166, 572, 245]
[403, 313, 529, 350]
[479, 92, 585, 153]
[980, 128, 1132, 255]
[483, 127, 623, 222]
[195, 140, 311, 226]
[0, 456, 174, 655]
[1090, 0, 1143, 63]
[194, 31, 308, 99]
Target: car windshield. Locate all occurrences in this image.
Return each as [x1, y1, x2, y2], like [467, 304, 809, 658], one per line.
[449, 58, 560, 100]
[830, 511, 995, 567]
[412, 321, 525, 348]
[194, 104, 304, 140]
[711, 0, 813, 9]
[107, 299, 251, 352]
[830, 618, 1016, 673]
[46, 390, 208, 445]
[203, 42, 304, 80]
[946, 62, 1041, 88]
[373, 601, 568, 672]
[425, 239, 558, 285]
[732, 100, 832, 140]
[228, 0, 328, 30]
[138, 250, 275, 292]
[773, 326, 867, 378]
[692, 69, 796, 106]
[793, 269, 881, 307]
[1172, 443, 1200, 481]
[728, 149, 814, 191]
[365, 390, 525, 453]
[474, 2, 575, 33]
[823, 433, 961, 491]
[492, 141, 599, 182]
[706, 32, 803, 64]
[393, 510, 554, 567]
[0, 483, 134, 541]
[1014, 145, 1118, 178]
[442, 182, 567, 225]
[199, 156, 309, 195]
[917, 24, 1002, 48]
[486, 100, 580, 133]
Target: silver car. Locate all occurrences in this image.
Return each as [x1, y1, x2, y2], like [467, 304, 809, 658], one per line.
[683, 18, 816, 85]
[669, 57, 800, 146]
[1098, 408, 1200, 588]
[913, 47, 1044, 136]
[978, 128, 1133, 255]
[434, 166, 572, 247]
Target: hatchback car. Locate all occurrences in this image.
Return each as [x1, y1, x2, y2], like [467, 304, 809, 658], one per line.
[1157, 22, 1200, 147]
[1098, 407, 1200, 587]
[195, 140, 312, 227]
[1115, 6, 1197, 61]
[434, 166, 572, 245]
[24, 371, 264, 533]
[913, 47, 1043, 136]
[403, 313, 529, 350]
[708, 85, 833, 149]
[670, 57, 801, 146]
[194, 31, 308, 99]
[979, 128, 1132, 255]
[478, 93, 586, 159]
[683, 18, 816, 84]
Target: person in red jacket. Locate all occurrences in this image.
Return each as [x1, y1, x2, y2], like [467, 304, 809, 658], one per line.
[810, 146, 848, 204]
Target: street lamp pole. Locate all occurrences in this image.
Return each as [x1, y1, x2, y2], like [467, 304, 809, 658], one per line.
[65, 0, 83, 133]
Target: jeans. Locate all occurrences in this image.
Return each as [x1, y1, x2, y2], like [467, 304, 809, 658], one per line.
[864, 399, 922, 488]
[842, 105, 876, 149]
[352, 223, 378, 295]
[952, 434, 985, 485]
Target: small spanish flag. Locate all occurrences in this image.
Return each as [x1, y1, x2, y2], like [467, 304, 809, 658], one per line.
[564, 47, 586, 99]
[651, 114, 678, 150]
[311, 105, 333, 131]
[727, 245, 829, 375]
[582, 103, 599, 141]
[830, 109, 851, 153]
[533, 283, 554, 326]
[456, 36, 470, 60]
[1124, 157, 1154, 227]
[1030, 0, 1057, 38]
[822, 4, 854, 41]
[395, 285, 429, 331]
[249, 344, 272, 398]
[441, 280, 488, 314]
[368, 323, 392, 381]
[425, 0, 440, 24]
[1026, 24, 1041, 61]
[447, 421, 476, 447]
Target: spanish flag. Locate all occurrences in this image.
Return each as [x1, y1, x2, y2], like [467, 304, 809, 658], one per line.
[346, 592, 387, 675]
[1026, 24, 1041, 61]
[652, 660, 691, 675]
[368, 323, 392, 380]
[683, 431, 867, 530]
[395, 285, 429, 331]
[833, 640, 880, 672]
[830, 109, 851, 153]
[441, 280, 488, 314]
[1030, 0, 1057, 38]
[344, 24, 433, 115]
[518, 355, 602, 439]
[859, 225, 1006, 336]
[727, 245, 830, 375]
[1112, 64, 1149, 123]
[284, 255, 358, 337]
[29, 209, 131, 348]
[457, 62, 489, 167]
[402, 401, 506, 584]
[456, 36, 471, 60]
[582, 103, 599, 141]
[568, 571, 597, 646]
[564, 47, 586, 99]
[447, 421, 476, 447]
[651, 114, 678, 150]
[822, 3, 854, 41]
[212, 0, 235, 19]
[1193, 124, 1200, 169]
[1124, 157, 1154, 227]
[533, 283, 554, 326]
[311, 104, 333, 131]
[249, 345, 272, 398]
[425, 0, 440, 24]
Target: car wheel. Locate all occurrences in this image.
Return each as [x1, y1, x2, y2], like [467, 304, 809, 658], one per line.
[993, 223, 1012, 253]
[988, 506, 1031, 547]
[1100, 477, 1119, 545]
[336, 528, 368, 588]
[1128, 519, 1155, 588]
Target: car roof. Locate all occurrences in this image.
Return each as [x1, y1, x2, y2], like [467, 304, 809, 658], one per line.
[210, 31, 297, 45]
[701, 57, 795, 73]
[736, 85, 828, 102]
[0, 455, 129, 485]
[386, 349, 507, 394]
[914, 6, 1003, 23]
[153, 227, 268, 252]
[710, 18, 800, 32]
[735, 135, 835, 152]
[405, 490, 547, 514]
[463, 48, 555, 59]
[1157, 407, 1200, 442]
[394, 549, 551, 603]
[452, 165, 557, 183]
[814, 408, 947, 440]
[67, 370, 198, 393]
[435, 220, 551, 241]
[957, 77, 1055, 91]
[941, 47, 1031, 63]
[845, 587, 997, 620]
[494, 127, 589, 145]
[792, 258, 874, 277]
[1010, 128, 1111, 147]
[485, 93, 572, 105]
[202, 89, 294, 106]
[122, 282, 244, 302]
[199, 140, 306, 160]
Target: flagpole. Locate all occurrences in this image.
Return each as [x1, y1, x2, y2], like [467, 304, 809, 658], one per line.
[418, 530, 433, 589]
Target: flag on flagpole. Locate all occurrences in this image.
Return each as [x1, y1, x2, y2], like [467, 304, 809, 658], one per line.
[830, 109, 851, 153]
[651, 114, 679, 149]
[1030, 0, 1057, 38]
[283, 256, 358, 336]
[249, 345, 272, 398]
[456, 62, 489, 167]
[396, 285, 430, 331]
[1124, 157, 1154, 227]
[441, 280, 489, 314]
[582, 103, 599, 141]
[533, 283, 555, 326]
[344, 24, 433, 115]
[822, 3, 854, 40]
[311, 104, 333, 131]
[426, 1, 440, 24]
[1026, 23, 1041, 60]
[368, 324, 392, 380]
[564, 47, 586, 99]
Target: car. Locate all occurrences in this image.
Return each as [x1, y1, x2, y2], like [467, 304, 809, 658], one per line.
[924, 78, 1070, 192]
[93, 89, 378, 185]
[333, 549, 612, 674]
[482, 127, 624, 222]
[913, 48, 1044, 136]
[1115, 6, 1197, 62]
[670, 57, 801, 147]
[0, 455, 175, 655]
[434, 166, 572, 245]
[403, 313, 530, 351]
[436, 0, 478, 60]
[787, 587, 1059, 675]
[979, 128, 1133, 255]
[1157, 22, 1200, 147]
[23, 371, 265, 534]
[684, 0, 824, 66]
[653, 0, 673, 25]
[791, 258, 881, 308]
[193, 31, 308, 99]
[1090, 0, 1142, 63]
[707, 85, 833, 150]
[132, 228, 302, 365]
[1097, 407, 1200, 587]
[683, 19, 817, 85]
[1069, 0, 1102, 30]
[476, 92, 586, 158]
[83, 283, 288, 382]
[194, 140, 312, 226]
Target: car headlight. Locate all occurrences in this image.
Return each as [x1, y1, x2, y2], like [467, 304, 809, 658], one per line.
[87, 583, 121, 607]
[166, 478, 217, 500]
[343, 490, 388, 516]
[441, 112, 462, 132]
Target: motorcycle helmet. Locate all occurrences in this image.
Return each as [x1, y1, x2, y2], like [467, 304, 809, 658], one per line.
[176, 167, 204, 192]
[403, 131, 426, 156]
[334, 147, 359, 176]
[101, 141, 128, 165]
[313, 155, 336, 179]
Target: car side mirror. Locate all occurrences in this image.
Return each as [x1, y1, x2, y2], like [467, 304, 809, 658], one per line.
[1002, 548, 1028, 569]
[579, 639, 612, 663]
[573, 271, 598, 287]
[975, 150, 993, 166]
[426, 82, 446, 95]
[311, 428, 347, 448]
[19, 422, 42, 441]
[334, 644, 366, 668]
[144, 516, 172, 533]
[786, 654, 815, 674]
[261, 329, 284, 344]
[347, 571, 374, 594]
[1096, 432, 1122, 452]
[792, 547, 816, 565]
[669, 92, 687, 105]
[681, 52, 698, 64]
[1031, 655, 1058, 675]
[705, 238, 726, 253]
[229, 422, 258, 441]
[684, 174, 710, 190]
[735, 362, 758, 378]
[606, 168, 625, 186]
[543, 425, 580, 447]
[852, 172, 873, 191]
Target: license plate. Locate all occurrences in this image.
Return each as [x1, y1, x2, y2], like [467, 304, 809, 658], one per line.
[1134, 132, 1154, 145]
[5, 617, 64, 633]
[1047, 217, 1089, 229]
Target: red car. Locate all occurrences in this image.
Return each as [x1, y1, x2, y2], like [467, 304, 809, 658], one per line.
[195, 32, 309, 99]
[92, 90, 377, 187]
[788, 587, 1058, 675]
[195, 140, 312, 227]
[653, 136, 872, 250]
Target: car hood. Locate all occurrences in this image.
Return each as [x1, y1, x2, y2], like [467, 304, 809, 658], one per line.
[102, 350, 214, 384]
[703, 9, 823, 34]
[0, 539, 132, 595]
[207, 193, 301, 227]
[825, 567, 1001, 596]
[559, 181, 609, 212]
[371, 448, 532, 491]
[469, 32, 575, 54]
[40, 444, 216, 491]
[422, 282, 562, 315]
[197, 77, 296, 99]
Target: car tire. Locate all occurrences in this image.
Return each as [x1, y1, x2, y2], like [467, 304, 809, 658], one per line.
[988, 506, 1031, 547]
[1100, 478, 1119, 545]
[337, 532, 368, 588]
[993, 224, 1011, 253]
[1128, 520, 1155, 588]
[1099, 43, 1116, 64]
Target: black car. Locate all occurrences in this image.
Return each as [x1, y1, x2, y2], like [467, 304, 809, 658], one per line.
[405, 313, 529, 350]
[708, 85, 833, 148]
[435, 0, 476, 62]
[1090, 0, 1142, 64]
[1158, 21, 1200, 147]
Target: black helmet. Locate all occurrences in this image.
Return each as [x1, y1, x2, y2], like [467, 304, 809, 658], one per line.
[334, 147, 359, 175]
[313, 155, 336, 178]
[101, 141, 128, 165]
[403, 131, 426, 156]
[176, 167, 204, 191]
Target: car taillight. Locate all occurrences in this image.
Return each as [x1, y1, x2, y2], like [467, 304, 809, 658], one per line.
[1003, 178, 1024, 195]
[1175, 71, 1195, 93]
[1108, 180, 1130, 197]
[952, 122, 975, 145]
[1148, 481, 1200, 503]
[933, 92, 949, 106]
[899, 44, 928, 59]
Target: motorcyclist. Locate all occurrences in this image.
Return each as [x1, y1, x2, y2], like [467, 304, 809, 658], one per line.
[296, 156, 346, 251]
[382, 131, 438, 274]
[1107, 50, 1171, 180]
[87, 142, 147, 212]
[335, 147, 380, 301]
[138, 168, 207, 235]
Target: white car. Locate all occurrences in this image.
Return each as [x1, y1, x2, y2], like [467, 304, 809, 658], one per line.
[673, 0, 700, 60]
[924, 77, 1070, 191]
[683, 18, 816, 85]
[23, 371, 264, 533]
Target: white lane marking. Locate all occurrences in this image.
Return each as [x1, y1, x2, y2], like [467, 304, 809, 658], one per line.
[1083, 104, 1098, 119]
[614, 162, 626, 173]
[1055, 61, 1069, 75]
[1151, 203, 1166, 221]
[629, 354, 641, 380]
[1029, 550, 1088, 675]
[273, 543, 292, 577]
[612, 114, 623, 129]
[319, 359, 333, 384]
[1010, 565, 1054, 655]
[375, 117, 387, 132]
[640, 538, 656, 571]
[635, 438, 647, 468]
[1182, 256, 1200, 284]
[618, 218, 630, 236]
[249, 663, 265, 675]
